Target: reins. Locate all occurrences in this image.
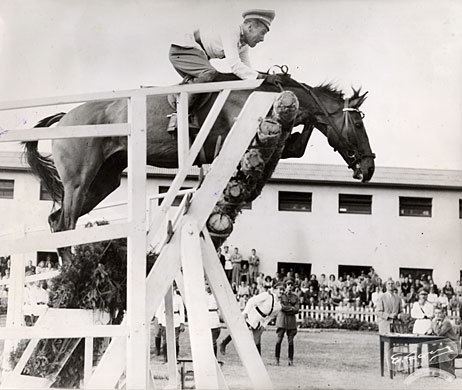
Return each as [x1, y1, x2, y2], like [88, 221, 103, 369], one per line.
[267, 65, 375, 166]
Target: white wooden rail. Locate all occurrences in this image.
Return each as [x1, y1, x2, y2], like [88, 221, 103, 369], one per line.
[0, 79, 262, 389]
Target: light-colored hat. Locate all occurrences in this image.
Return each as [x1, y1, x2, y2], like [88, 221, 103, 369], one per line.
[418, 289, 428, 296]
[242, 9, 275, 31]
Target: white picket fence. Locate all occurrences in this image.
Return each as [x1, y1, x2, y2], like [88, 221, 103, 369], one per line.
[297, 304, 461, 323]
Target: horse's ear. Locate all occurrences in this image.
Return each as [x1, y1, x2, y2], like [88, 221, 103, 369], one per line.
[349, 88, 368, 108]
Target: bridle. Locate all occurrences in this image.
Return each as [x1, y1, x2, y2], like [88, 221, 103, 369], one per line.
[267, 65, 376, 168]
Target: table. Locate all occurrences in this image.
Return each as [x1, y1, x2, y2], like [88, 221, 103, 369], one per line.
[379, 333, 445, 379]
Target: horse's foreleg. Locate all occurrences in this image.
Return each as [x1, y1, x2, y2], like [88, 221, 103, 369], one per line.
[281, 124, 314, 159]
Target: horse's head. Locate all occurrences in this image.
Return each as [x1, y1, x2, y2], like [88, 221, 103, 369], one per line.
[304, 84, 375, 182]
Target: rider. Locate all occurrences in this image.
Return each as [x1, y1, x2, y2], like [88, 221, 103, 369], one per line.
[168, 9, 280, 131]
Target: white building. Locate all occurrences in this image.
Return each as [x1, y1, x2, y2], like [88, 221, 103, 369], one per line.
[0, 151, 461, 286]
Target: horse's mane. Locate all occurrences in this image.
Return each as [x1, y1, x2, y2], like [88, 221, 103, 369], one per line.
[213, 72, 346, 101]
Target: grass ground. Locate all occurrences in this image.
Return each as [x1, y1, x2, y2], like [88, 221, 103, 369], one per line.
[1, 326, 461, 389]
[151, 326, 462, 390]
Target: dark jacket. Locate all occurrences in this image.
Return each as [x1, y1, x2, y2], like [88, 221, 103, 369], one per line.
[275, 292, 300, 330]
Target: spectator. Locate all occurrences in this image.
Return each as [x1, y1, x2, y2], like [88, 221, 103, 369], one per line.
[303, 285, 318, 306]
[411, 290, 434, 335]
[230, 247, 243, 285]
[206, 283, 221, 357]
[240, 264, 250, 284]
[318, 274, 327, 290]
[217, 247, 226, 269]
[250, 281, 259, 296]
[327, 274, 337, 291]
[263, 275, 273, 291]
[331, 287, 342, 306]
[155, 286, 186, 362]
[401, 276, 411, 295]
[442, 281, 455, 301]
[404, 286, 418, 306]
[294, 273, 302, 289]
[455, 280, 462, 297]
[237, 280, 250, 309]
[222, 246, 232, 281]
[448, 294, 459, 311]
[247, 249, 260, 284]
[36, 261, 46, 274]
[25, 260, 36, 275]
[436, 291, 449, 308]
[350, 285, 361, 307]
[308, 274, 319, 293]
[275, 279, 300, 366]
[256, 273, 265, 292]
[427, 286, 438, 305]
[428, 306, 458, 376]
[376, 280, 402, 334]
[300, 277, 309, 293]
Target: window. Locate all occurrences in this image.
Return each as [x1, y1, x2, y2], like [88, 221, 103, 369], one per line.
[459, 199, 462, 219]
[399, 197, 432, 217]
[158, 186, 192, 206]
[40, 182, 53, 201]
[0, 179, 14, 199]
[277, 262, 311, 277]
[338, 194, 372, 214]
[399, 267, 433, 282]
[278, 191, 312, 212]
[338, 265, 372, 279]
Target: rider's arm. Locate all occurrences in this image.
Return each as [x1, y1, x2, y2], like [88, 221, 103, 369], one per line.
[218, 25, 258, 80]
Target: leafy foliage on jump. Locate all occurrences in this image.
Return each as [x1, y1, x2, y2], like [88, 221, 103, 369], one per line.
[9, 221, 127, 388]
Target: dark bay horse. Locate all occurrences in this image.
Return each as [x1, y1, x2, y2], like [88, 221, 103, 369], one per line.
[24, 73, 375, 236]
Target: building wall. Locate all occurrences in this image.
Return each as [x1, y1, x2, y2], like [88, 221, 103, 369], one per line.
[0, 170, 461, 286]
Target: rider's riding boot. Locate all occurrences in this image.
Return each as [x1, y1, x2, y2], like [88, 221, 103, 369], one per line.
[167, 70, 218, 134]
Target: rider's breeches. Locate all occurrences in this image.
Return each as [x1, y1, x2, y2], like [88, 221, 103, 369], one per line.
[169, 45, 218, 82]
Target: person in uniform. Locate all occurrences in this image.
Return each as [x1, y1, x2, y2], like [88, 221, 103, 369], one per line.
[220, 282, 284, 355]
[155, 287, 186, 362]
[275, 279, 300, 366]
[206, 283, 222, 357]
[411, 289, 434, 334]
[376, 279, 403, 334]
[167, 9, 279, 130]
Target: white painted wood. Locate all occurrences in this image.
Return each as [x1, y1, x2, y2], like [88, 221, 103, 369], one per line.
[201, 231, 273, 390]
[0, 222, 132, 257]
[84, 337, 94, 388]
[126, 93, 148, 390]
[0, 80, 262, 111]
[177, 92, 189, 169]
[180, 217, 219, 389]
[187, 92, 277, 228]
[164, 286, 178, 388]
[146, 88, 230, 243]
[0, 123, 130, 143]
[88, 232, 182, 389]
[147, 90, 270, 245]
[0, 325, 127, 339]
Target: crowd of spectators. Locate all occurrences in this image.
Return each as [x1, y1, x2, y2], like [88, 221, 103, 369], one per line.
[217, 246, 462, 313]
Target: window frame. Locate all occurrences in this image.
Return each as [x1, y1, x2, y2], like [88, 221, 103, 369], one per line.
[0, 179, 14, 199]
[278, 191, 312, 212]
[399, 196, 432, 218]
[338, 193, 372, 215]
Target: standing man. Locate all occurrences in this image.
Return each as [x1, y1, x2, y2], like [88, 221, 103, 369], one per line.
[167, 9, 279, 130]
[220, 282, 283, 355]
[275, 279, 300, 366]
[248, 249, 260, 284]
[230, 247, 243, 286]
[376, 279, 403, 334]
[155, 287, 186, 362]
[411, 289, 434, 335]
[222, 246, 233, 282]
[206, 284, 222, 357]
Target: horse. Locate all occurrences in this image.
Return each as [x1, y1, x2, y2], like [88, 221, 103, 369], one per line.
[23, 72, 375, 245]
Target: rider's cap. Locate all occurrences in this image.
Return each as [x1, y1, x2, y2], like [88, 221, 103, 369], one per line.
[242, 9, 275, 31]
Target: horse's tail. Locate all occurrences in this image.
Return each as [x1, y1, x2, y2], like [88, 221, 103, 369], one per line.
[22, 113, 66, 207]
